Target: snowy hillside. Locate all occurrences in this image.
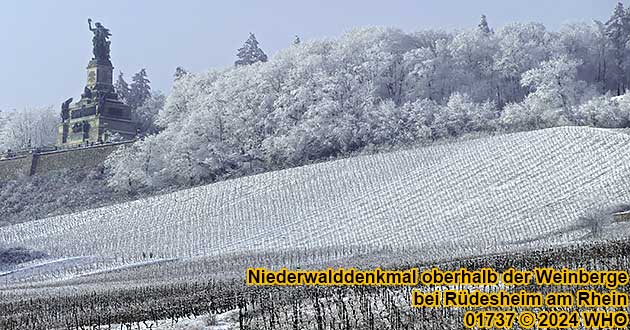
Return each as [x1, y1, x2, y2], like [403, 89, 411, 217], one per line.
[3, 127, 630, 278]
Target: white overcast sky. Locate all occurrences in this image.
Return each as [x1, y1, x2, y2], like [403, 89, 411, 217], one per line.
[0, 0, 622, 111]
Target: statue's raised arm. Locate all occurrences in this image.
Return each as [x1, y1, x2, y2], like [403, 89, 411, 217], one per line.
[87, 18, 112, 63]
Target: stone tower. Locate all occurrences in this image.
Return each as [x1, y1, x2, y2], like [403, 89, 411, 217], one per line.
[57, 19, 137, 147]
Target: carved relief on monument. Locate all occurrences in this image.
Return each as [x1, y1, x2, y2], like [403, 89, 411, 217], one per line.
[87, 71, 97, 87]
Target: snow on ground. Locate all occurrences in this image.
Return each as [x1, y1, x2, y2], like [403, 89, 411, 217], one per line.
[0, 256, 101, 282]
[97, 310, 238, 330]
[0, 256, 88, 276]
[2, 126, 630, 283]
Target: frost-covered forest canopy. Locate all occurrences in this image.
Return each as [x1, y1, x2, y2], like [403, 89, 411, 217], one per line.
[107, 4, 630, 192]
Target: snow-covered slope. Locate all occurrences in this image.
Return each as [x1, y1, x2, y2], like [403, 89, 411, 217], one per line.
[2, 127, 630, 267]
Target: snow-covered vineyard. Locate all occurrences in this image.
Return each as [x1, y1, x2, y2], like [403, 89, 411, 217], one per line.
[3, 126, 630, 285]
[4, 234, 630, 330]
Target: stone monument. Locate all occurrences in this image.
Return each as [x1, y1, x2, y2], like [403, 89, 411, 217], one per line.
[57, 19, 137, 147]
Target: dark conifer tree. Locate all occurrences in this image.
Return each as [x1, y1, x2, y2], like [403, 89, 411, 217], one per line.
[128, 69, 152, 109]
[478, 14, 491, 34]
[174, 66, 189, 81]
[235, 33, 268, 66]
[114, 71, 130, 103]
[605, 2, 630, 94]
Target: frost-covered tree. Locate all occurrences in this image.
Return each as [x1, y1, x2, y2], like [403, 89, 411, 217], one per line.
[556, 22, 609, 89]
[614, 93, 630, 124]
[114, 71, 130, 103]
[403, 37, 455, 102]
[571, 94, 629, 127]
[0, 106, 57, 151]
[494, 23, 554, 103]
[156, 70, 220, 130]
[0, 110, 7, 132]
[520, 55, 590, 111]
[128, 68, 152, 109]
[432, 93, 497, 137]
[499, 99, 565, 132]
[105, 137, 167, 193]
[134, 91, 166, 135]
[235, 33, 268, 66]
[499, 56, 589, 131]
[293, 35, 301, 45]
[448, 27, 499, 103]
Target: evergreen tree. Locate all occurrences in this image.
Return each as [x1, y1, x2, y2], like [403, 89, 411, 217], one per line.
[293, 35, 301, 45]
[174, 66, 189, 81]
[128, 69, 152, 109]
[605, 2, 629, 94]
[235, 33, 268, 66]
[114, 71, 130, 103]
[478, 15, 491, 34]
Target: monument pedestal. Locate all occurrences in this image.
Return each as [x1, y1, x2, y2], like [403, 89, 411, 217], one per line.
[57, 50, 137, 147]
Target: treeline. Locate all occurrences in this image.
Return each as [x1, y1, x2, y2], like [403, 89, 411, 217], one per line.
[107, 3, 630, 192]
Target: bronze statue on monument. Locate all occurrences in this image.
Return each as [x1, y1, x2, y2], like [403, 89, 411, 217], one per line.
[88, 18, 111, 63]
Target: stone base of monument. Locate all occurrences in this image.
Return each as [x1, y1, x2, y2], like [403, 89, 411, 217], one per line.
[57, 28, 138, 147]
[58, 95, 136, 147]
